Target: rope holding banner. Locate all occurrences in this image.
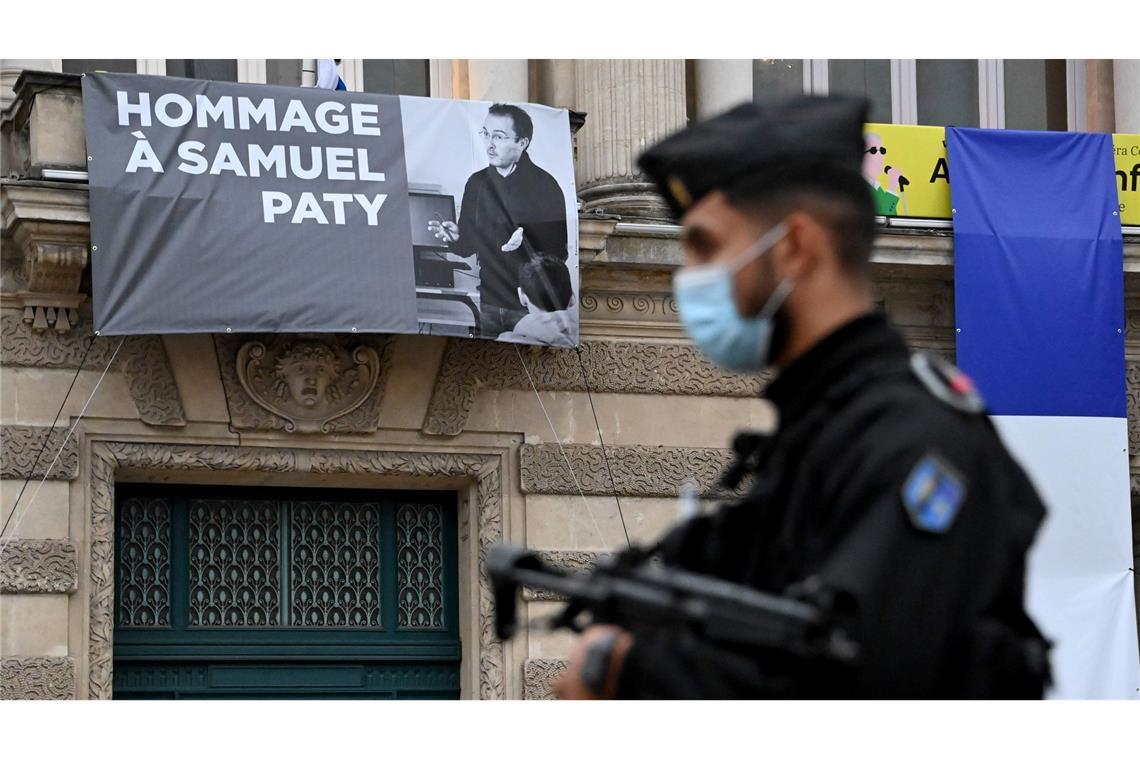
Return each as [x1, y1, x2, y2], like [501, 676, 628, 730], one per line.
[0, 336, 126, 553]
[513, 343, 618, 548]
[574, 345, 631, 549]
[0, 334, 97, 539]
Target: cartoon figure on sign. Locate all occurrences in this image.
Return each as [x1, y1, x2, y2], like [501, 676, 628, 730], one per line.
[863, 133, 910, 216]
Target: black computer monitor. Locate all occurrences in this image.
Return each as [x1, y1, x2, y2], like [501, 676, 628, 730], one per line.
[409, 192, 457, 249]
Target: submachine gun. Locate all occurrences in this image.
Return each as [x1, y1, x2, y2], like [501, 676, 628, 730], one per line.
[487, 544, 859, 690]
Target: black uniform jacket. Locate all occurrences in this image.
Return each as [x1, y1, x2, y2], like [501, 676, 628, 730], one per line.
[616, 312, 1050, 699]
[454, 152, 568, 309]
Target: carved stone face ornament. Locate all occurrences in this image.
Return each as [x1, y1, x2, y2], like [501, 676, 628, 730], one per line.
[276, 345, 336, 408]
[236, 337, 380, 433]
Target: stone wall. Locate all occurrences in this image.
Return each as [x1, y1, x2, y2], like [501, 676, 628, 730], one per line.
[4, 212, 1102, 700]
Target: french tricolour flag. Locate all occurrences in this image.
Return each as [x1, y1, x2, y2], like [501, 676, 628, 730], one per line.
[315, 59, 347, 91]
[950, 127, 1140, 698]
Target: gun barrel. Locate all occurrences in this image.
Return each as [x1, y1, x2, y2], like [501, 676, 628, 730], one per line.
[487, 545, 857, 663]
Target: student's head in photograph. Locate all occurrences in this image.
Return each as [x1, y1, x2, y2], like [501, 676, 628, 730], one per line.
[480, 104, 534, 171]
[517, 255, 573, 314]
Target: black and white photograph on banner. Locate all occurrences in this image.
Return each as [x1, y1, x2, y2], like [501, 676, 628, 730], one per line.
[400, 96, 579, 345]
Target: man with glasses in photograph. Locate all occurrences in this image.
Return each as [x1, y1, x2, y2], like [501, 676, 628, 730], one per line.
[428, 103, 569, 338]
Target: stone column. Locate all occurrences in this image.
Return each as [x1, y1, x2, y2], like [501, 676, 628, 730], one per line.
[574, 59, 687, 220]
[1114, 59, 1140, 134]
[1, 59, 61, 109]
[1085, 59, 1117, 134]
[429, 60, 454, 99]
[467, 59, 528, 102]
[535, 60, 576, 109]
[694, 59, 753, 119]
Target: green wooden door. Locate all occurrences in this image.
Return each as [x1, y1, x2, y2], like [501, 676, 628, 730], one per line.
[112, 484, 460, 699]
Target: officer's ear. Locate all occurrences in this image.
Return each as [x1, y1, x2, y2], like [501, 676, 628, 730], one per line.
[775, 210, 827, 281]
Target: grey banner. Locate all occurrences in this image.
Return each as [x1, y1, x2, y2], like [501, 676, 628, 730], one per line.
[83, 73, 416, 335]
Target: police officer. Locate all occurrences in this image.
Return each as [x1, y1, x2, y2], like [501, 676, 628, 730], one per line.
[553, 96, 1051, 699]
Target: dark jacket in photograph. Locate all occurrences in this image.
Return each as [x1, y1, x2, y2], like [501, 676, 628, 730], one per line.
[454, 152, 568, 309]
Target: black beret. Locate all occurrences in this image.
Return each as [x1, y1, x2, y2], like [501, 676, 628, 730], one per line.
[638, 95, 869, 218]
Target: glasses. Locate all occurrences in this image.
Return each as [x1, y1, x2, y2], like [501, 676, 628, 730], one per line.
[864, 146, 887, 156]
[478, 128, 517, 145]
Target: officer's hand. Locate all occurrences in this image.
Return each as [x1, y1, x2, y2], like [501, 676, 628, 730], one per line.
[552, 624, 633, 700]
[428, 220, 459, 243]
[501, 226, 524, 252]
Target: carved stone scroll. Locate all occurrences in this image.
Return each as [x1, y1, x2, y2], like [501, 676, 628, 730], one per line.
[1, 425, 79, 480]
[523, 659, 568, 700]
[0, 539, 78, 593]
[119, 336, 187, 427]
[520, 443, 735, 498]
[0, 657, 75, 700]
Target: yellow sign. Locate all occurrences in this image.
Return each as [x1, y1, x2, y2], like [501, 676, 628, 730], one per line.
[862, 124, 1140, 226]
[862, 123, 952, 219]
[1114, 133, 1140, 226]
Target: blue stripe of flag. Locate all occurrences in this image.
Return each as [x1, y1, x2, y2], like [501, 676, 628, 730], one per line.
[949, 127, 1125, 419]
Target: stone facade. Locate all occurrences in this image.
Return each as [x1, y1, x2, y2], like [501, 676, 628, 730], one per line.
[1, 60, 1139, 701]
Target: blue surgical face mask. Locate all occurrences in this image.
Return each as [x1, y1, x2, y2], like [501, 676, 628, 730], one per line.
[672, 222, 793, 372]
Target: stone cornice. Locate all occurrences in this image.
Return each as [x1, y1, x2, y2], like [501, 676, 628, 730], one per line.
[1, 181, 91, 332]
[0, 181, 90, 230]
[577, 215, 620, 263]
[4, 70, 82, 129]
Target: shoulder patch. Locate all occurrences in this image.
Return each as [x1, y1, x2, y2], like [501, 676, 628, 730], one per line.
[902, 453, 967, 534]
[910, 352, 986, 414]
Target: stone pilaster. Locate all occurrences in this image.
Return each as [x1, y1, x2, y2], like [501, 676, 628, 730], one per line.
[694, 59, 753, 119]
[466, 59, 529, 103]
[1114, 59, 1140, 134]
[534, 60, 576, 110]
[574, 60, 687, 220]
[1085, 59, 1117, 134]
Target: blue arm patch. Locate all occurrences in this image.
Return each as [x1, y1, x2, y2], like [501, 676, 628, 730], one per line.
[902, 453, 967, 534]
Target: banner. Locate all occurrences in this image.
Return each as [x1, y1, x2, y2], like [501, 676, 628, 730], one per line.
[949, 126, 1140, 698]
[82, 73, 579, 347]
[864, 123, 1140, 225]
